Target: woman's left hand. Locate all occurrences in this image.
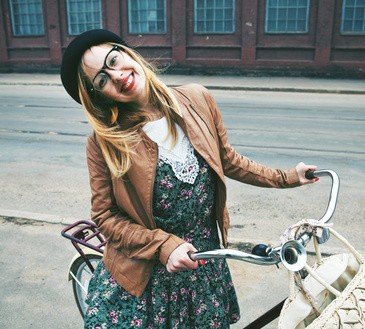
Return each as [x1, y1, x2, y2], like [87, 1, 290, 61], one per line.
[295, 162, 319, 185]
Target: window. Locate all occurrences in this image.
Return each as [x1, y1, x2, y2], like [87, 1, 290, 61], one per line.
[66, 0, 102, 35]
[128, 0, 166, 34]
[341, 0, 365, 34]
[9, 0, 45, 36]
[265, 0, 310, 34]
[194, 0, 235, 33]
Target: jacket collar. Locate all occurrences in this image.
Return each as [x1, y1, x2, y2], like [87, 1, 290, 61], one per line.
[134, 85, 225, 183]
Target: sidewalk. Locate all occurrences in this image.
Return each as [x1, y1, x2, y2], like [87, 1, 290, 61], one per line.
[0, 72, 364, 94]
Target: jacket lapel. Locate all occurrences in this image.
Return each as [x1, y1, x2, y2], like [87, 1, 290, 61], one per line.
[174, 94, 225, 183]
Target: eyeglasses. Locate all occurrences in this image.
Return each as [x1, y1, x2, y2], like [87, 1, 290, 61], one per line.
[91, 45, 125, 92]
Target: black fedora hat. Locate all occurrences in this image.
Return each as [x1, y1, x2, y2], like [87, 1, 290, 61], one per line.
[60, 29, 127, 104]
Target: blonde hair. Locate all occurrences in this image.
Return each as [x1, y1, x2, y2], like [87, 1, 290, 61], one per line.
[78, 43, 181, 178]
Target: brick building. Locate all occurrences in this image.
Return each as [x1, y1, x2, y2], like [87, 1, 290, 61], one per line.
[0, 0, 364, 76]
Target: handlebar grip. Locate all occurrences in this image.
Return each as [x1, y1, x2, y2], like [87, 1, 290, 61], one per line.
[305, 170, 316, 180]
[188, 251, 196, 261]
[252, 244, 270, 257]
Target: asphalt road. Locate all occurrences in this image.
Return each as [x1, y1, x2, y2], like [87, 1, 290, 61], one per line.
[217, 89, 365, 253]
[0, 84, 364, 249]
[0, 216, 288, 329]
[0, 217, 82, 329]
[0, 84, 364, 328]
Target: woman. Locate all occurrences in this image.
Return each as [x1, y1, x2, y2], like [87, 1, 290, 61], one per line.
[61, 29, 318, 328]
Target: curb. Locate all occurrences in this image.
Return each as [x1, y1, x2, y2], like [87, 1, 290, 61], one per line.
[0, 208, 77, 226]
[168, 84, 365, 95]
[0, 81, 364, 95]
[2, 211, 363, 257]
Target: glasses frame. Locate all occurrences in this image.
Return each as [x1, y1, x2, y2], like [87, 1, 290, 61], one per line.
[89, 45, 124, 94]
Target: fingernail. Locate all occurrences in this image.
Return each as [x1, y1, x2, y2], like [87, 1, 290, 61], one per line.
[198, 259, 207, 266]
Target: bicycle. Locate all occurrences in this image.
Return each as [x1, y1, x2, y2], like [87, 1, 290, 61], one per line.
[61, 169, 342, 327]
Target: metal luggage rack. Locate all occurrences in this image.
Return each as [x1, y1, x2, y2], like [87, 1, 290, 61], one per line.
[61, 220, 105, 271]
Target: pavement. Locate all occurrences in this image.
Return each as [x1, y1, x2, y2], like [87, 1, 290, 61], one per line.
[0, 72, 364, 94]
[0, 73, 364, 328]
[0, 72, 364, 234]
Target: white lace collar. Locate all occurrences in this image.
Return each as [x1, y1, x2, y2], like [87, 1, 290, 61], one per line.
[143, 117, 199, 184]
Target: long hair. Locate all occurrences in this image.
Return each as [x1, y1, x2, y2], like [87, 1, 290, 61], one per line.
[77, 43, 181, 178]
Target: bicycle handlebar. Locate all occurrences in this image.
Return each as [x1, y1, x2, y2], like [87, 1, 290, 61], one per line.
[190, 169, 340, 266]
[190, 249, 279, 265]
[296, 169, 339, 246]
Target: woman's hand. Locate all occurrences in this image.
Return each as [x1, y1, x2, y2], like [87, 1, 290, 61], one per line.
[166, 243, 198, 273]
[295, 162, 319, 185]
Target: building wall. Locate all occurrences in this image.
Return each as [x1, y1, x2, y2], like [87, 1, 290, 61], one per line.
[0, 0, 364, 76]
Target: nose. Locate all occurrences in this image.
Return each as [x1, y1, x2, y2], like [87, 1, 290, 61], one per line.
[107, 69, 125, 83]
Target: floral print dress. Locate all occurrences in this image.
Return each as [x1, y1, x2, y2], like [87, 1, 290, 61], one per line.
[84, 152, 240, 328]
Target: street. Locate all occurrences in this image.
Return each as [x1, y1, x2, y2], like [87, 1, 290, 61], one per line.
[1, 217, 292, 328]
[0, 84, 364, 246]
[217, 89, 365, 250]
[0, 82, 364, 328]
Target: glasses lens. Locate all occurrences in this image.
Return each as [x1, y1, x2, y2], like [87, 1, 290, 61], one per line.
[105, 50, 123, 70]
[93, 72, 110, 91]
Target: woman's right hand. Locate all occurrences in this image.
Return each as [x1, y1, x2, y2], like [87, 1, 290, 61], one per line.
[166, 243, 198, 273]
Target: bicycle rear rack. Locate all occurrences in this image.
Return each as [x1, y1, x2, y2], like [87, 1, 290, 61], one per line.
[61, 220, 105, 272]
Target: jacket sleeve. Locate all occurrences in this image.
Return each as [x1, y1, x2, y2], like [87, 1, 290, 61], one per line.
[86, 134, 186, 265]
[200, 86, 300, 188]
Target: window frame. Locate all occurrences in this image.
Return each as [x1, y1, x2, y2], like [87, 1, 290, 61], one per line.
[127, 0, 167, 35]
[193, 0, 235, 34]
[9, 0, 45, 36]
[340, 0, 365, 35]
[265, 0, 311, 34]
[66, 0, 103, 36]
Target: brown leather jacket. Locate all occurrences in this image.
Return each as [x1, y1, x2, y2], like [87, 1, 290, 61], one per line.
[86, 84, 300, 297]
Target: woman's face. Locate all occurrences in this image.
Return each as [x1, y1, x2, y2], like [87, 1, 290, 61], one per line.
[82, 44, 147, 104]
